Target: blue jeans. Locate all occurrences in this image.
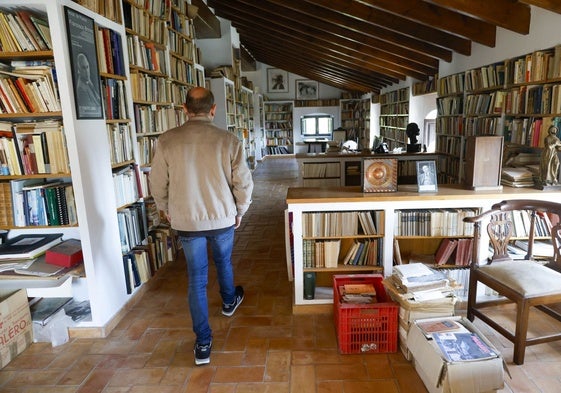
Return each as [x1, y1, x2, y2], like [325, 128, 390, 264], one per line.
[179, 226, 236, 345]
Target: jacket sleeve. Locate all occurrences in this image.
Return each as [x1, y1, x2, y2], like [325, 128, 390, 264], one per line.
[149, 142, 170, 214]
[231, 140, 254, 217]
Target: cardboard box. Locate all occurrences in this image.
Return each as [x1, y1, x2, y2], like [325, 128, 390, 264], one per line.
[0, 289, 33, 368]
[407, 316, 505, 393]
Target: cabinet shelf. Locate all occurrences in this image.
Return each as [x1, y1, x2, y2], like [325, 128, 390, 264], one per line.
[304, 265, 383, 273]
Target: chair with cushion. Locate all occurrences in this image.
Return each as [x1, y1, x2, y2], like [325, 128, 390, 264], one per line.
[464, 199, 561, 365]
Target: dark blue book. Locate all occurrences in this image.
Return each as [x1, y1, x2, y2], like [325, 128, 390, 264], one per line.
[0, 233, 63, 260]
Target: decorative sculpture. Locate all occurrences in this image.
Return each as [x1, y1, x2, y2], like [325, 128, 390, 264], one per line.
[539, 125, 561, 187]
[406, 122, 422, 152]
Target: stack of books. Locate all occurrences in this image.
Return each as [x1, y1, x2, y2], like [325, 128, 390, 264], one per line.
[390, 263, 451, 300]
[501, 167, 535, 187]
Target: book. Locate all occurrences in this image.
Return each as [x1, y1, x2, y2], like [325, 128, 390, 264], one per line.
[416, 319, 464, 336]
[14, 254, 66, 277]
[0, 233, 63, 260]
[45, 239, 83, 268]
[435, 238, 458, 265]
[432, 332, 498, 362]
[29, 297, 72, 326]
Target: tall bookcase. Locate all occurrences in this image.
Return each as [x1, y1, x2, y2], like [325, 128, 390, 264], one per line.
[340, 97, 371, 150]
[0, 0, 147, 335]
[436, 45, 561, 184]
[264, 100, 293, 155]
[209, 76, 236, 133]
[379, 87, 409, 151]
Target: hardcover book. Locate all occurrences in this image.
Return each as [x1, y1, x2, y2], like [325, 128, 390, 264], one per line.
[45, 238, 83, 268]
[0, 233, 63, 260]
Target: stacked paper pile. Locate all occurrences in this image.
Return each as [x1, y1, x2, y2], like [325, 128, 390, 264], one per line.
[390, 263, 450, 299]
[501, 167, 535, 187]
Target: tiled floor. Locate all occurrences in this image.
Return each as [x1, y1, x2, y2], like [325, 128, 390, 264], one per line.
[1, 156, 561, 392]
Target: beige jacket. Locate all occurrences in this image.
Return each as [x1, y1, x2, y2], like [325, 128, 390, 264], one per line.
[149, 116, 254, 231]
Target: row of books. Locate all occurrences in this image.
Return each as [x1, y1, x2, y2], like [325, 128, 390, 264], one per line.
[101, 78, 129, 121]
[0, 64, 60, 114]
[117, 202, 147, 254]
[394, 208, 477, 237]
[464, 91, 504, 116]
[107, 123, 134, 165]
[96, 26, 126, 76]
[302, 210, 381, 237]
[435, 238, 474, 266]
[0, 9, 51, 52]
[464, 63, 505, 91]
[506, 46, 561, 84]
[10, 179, 76, 227]
[302, 162, 340, 178]
[342, 238, 381, 267]
[113, 165, 140, 208]
[126, 33, 168, 73]
[302, 239, 339, 268]
[0, 120, 69, 176]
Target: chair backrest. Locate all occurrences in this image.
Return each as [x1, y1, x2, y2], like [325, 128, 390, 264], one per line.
[464, 199, 561, 268]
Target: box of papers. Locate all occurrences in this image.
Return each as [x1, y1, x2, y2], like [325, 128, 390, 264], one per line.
[408, 316, 505, 393]
[334, 274, 399, 354]
[0, 289, 33, 369]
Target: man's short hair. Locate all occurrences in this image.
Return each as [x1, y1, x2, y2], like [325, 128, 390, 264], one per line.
[186, 88, 214, 114]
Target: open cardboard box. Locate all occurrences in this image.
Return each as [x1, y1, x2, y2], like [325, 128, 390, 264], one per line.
[407, 316, 507, 393]
[0, 289, 33, 368]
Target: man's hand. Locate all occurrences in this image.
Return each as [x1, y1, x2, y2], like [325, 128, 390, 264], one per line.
[235, 216, 242, 229]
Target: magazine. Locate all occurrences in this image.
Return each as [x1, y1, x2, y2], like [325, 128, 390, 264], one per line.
[432, 332, 498, 362]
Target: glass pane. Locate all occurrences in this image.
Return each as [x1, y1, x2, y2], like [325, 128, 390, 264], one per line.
[302, 118, 317, 135]
[318, 117, 332, 134]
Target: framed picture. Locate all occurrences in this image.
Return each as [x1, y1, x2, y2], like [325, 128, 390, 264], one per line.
[64, 7, 103, 119]
[296, 79, 319, 100]
[363, 158, 398, 193]
[267, 68, 289, 93]
[416, 160, 438, 192]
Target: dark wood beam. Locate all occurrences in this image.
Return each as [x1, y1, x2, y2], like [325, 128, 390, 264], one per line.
[209, 0, 450, 63]
[521, 0, 561, 14]
[302, 0, 470, 56]
[357, 0, 496, 47]
[424, 0, 531, 34]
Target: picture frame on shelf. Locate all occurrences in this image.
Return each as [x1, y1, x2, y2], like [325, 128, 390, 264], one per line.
[64, 6, 103, 119]
[296, 79, 319, 100]
[416, 160, 438, 192]
[362, 158, 398, 193]
[267, 68, 289, 93]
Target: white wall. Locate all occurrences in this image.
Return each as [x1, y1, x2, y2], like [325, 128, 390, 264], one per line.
[440, 7, 561, 77]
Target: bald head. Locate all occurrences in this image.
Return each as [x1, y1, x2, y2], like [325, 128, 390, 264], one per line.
[185, 87, 215, 116]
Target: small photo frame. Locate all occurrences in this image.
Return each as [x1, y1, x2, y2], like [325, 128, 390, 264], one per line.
[416, 160, 438, 192]
[296, 79, 319, 100]
[65, 6, 103, 119]
[363, 158, 398, 193]
[267, 68, 289, 93]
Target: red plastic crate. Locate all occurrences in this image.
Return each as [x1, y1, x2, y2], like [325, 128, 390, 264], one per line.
[334, 274, 399, 354]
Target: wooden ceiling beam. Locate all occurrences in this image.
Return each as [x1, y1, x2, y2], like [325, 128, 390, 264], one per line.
[209, 0, 450, 63]
[357, 0, 496, 47]
[520, 0, 561, 14]
[424, 0, 531, 34]
[230, 17, 434, 81]
[244, 38, 390, 90]
[302, 0, 470, 56]
[244, 39, 387, 92]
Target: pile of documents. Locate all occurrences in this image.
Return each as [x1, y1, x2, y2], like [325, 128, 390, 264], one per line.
[390, 263, 452, 301]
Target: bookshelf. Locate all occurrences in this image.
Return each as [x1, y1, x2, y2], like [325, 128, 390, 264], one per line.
[209, 76, 236, 133]
[379, 87, 409, 151]
[286, 185, 561, 310]
[0, 0, 154, 335]
[264, 100, 293, 155]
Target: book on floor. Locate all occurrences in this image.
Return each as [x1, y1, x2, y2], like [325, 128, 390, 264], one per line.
[432, 332, 498, 362]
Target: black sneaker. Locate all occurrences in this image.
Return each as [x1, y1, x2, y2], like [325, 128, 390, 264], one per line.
[222, 286, 244, 317]
[194, 342, 211, 366]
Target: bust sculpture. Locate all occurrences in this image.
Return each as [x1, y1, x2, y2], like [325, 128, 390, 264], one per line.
[406, 122, 422, 153]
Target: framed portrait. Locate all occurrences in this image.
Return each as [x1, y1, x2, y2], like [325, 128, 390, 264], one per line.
[267, 68, 289, 93]
[296, 79, 319, 100]
[64, 6, 103, 119]
[416, 160, 438, 192]
[363, 158, 398, 193]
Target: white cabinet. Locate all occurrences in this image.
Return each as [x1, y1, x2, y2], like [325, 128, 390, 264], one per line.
[286, 184, 561, 311]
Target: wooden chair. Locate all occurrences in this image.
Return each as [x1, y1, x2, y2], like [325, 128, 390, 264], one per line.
[464, 199, 561, 365]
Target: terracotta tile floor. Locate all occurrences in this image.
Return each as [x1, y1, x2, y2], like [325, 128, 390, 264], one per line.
[1, 156, 561, 392]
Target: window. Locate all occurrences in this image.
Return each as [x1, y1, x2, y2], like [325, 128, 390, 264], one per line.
[301, 115, 333, 137]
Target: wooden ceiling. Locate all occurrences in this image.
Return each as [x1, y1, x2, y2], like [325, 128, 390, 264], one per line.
[205, 0, 561, 94]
